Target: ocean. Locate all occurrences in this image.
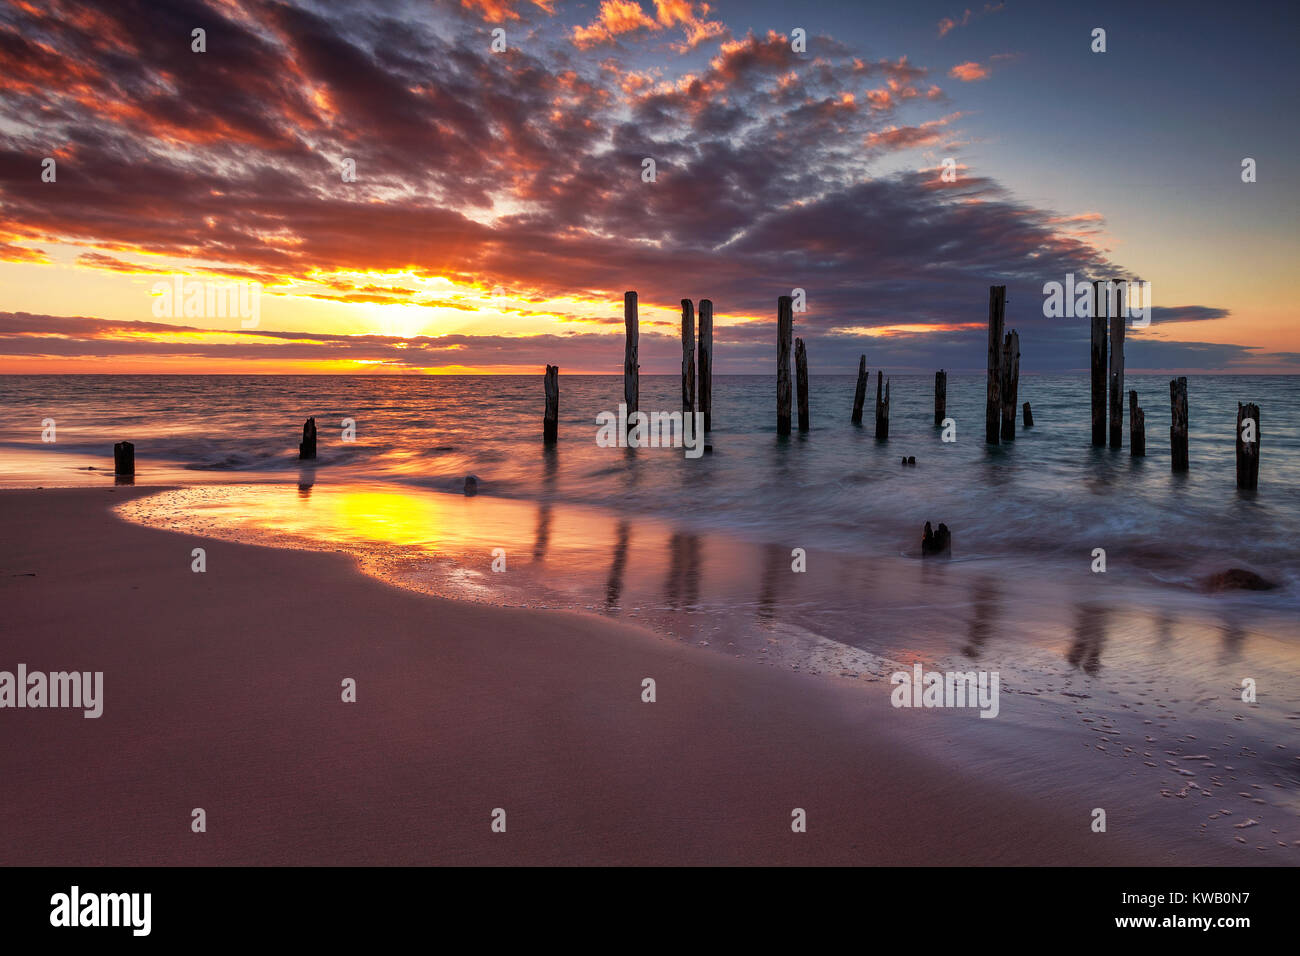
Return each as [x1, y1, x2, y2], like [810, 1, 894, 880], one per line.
[3, 372, 1297, 596]
[4, 372, 1298, 846]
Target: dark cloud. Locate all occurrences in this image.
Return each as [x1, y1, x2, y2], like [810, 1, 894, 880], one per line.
[0, 0, 1240, 372]
[6, 311, 1294, 374]
[1147, 305, 1230, 324]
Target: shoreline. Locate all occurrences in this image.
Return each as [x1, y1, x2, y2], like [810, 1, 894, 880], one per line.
[2, 486, 1273, 865]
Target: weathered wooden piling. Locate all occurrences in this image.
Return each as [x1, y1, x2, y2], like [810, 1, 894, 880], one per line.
[934, 369, 946, 427]
[875, 370, 889, 439]
[113, 440, 134, 475]
[1090, 280, 1108, 447]
[543, 365, 558, 444]
[795, 337, 809, 431]
[921, 521, 951, 557]
[1022, 402, 1034, 427]
[986, 285, 1005, 444]
[298, 417, 316, 460]
[1236, 402, 1260, 490]
[1169, 377, 1189, 471]
[698, 299, 713, 432]
[1128, 389, 1145, 457]
[1108, 283, 1125, 449]
[1000, 330, 1020, 442]
[623, 291, 639, 430]
[851, 355, 868, 425]
[681, 299, 696, 416]
[777, 295, 793, 435]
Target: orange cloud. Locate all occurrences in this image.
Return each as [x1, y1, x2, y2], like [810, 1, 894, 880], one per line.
[865, 113, 962, 151]
[866, 88, 894, 110]
[949, 53, 1017, 82]
[460, 0, 554, 21]
[656, 0, 726, 50]
[0, 235, 49, 263]
[865, 75, 925, 111]
[572, 0, 659, 47]
[573, 0, 724, 51]
[948, 61, 989, 82]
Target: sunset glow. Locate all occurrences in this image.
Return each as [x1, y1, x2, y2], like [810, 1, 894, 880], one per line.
[1, 0, 1295, 373]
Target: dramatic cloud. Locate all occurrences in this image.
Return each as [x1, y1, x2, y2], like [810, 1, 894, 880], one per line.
[0, 0, 1242, 372]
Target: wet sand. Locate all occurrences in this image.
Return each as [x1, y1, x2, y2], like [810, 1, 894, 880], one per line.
[0, 487, 1284, 865]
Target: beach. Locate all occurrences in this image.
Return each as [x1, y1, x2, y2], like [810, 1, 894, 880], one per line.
[4, 374, 1298, 867]
[3, 486, 1293, 865]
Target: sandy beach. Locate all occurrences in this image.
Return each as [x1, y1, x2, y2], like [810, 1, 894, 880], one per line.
[0, 485, 1236, 866]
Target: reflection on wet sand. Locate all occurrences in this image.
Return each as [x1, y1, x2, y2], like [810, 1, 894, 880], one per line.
[605, 521, 630, 610]
[665, 532, 700, 609]
[1153, 611, 1174, 650]
[532, 504, 552, 562]
[116, 482, 1300, 749]
[1218, 617, 1246, 664]
[962, 576, 999, 658]
[1068, 603, 1108, 675]
[757, 542, 785, 621]
[297, 464, 315, 498]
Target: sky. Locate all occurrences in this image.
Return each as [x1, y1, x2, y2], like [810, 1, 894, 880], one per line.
[0, 0, 1296, 374]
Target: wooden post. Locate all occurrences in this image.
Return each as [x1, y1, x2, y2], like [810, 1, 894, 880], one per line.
[113, 440, 134, 475]
[543, 365, 558, 444]
[298, 417, 316, 460]
[934, 369, 946, 427]
[875, 370, 889, 439]
[795, 337, 809, 431]
[1128, 389, 1144, 457]
[681, 299, 696, 416]
[1108, 282, 1125, 449]
[884, 378, 890, 438]
[1236, 402, 1260, 490]
[1170, 377, 1188, 471]
[698, 299, 713, 432]
[1022, 402, 1034, 427]
[1090, 280, 1108, 447]
[1000, 330, 1019, 442]
[921, 521, 951, 556]
[851, 355, 868, 424]
[986, 285, 1005, 444]
[624, 291, 639, 430]
[777, 295, 792, 435]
